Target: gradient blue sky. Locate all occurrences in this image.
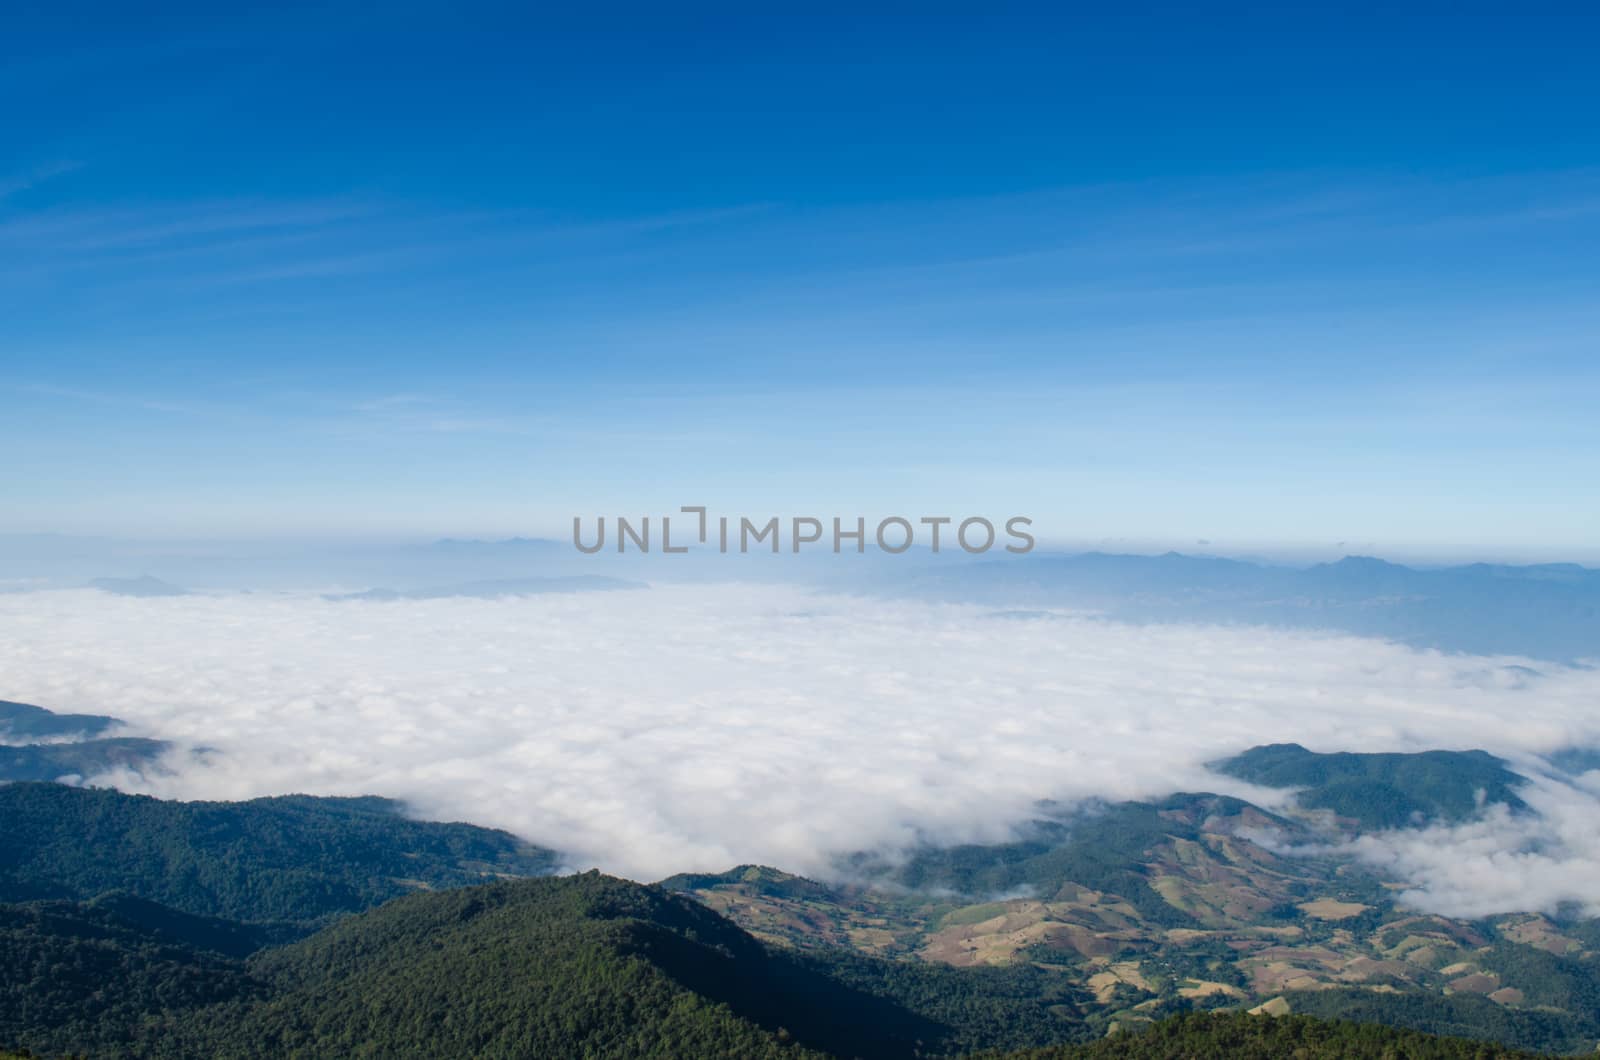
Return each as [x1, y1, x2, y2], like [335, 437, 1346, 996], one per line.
[4, 7, 1599, 557]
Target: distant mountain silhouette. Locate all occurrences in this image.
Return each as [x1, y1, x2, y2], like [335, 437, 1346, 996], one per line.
[0, 699, 119, 742]
[1212, 742, 1528, 829]
[324, 574, 646, 600]
[0, 700, 167, 783]
[89, 575, 189, 597]
[0, 737, 171, 783]
[914, 552, 1600, 661]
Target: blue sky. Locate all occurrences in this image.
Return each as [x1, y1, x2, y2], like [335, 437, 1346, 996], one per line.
[4, 7, 1599, 557]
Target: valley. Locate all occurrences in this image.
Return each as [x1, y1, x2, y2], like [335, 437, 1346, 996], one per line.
[3, 698, 1598, 1056]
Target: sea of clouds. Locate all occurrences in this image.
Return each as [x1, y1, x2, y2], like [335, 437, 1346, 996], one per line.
[2, 584, 1599, 916]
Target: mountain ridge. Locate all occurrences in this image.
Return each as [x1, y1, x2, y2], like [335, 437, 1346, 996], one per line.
[909, 551, 1600, 660]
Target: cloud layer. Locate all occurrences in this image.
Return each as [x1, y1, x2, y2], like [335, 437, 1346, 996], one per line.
[1332, 767, 1600, 918]
[2, 586, 1599, 914]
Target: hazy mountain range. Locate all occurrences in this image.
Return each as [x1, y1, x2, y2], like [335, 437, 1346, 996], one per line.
[322, 574, 646, 601]
[4, 533, 1595, 660]
[905, 552, 1600, 661]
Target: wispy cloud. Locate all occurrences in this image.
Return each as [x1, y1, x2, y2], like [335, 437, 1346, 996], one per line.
[0, 193, 777, 297]
[0, 160, 81, 202]
[0, 199, 377, 256]
[14, 382, 211, 416]
[316, 392, 546, 438]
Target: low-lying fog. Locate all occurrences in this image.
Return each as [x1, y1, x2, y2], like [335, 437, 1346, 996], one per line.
[3, 583, 1599, 917]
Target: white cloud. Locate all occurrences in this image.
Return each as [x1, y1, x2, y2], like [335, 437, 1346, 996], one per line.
[1324, 769, 1600, 918]
[2, 585, 1599, 912]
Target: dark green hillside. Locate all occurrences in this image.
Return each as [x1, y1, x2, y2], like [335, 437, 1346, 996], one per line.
[82, 892, 284, 957]
[659, 864, 841, 902]
[214, 872, 842, 1058]
[0, 898, 261, 1057]
[207, 872, 1080, 1060]
[797, 946, 1084, 1054]
[0, 873, 1085, 1059]
[0, 699, 118, 741]
[982, 1011, 1541, 1058]
[1213, 743, 1526, 828]
[1476, 940, 1600, 1025]
[0, 782, 555, 927]
[0, 737, 170, 782]
[1286, 987, 1596, 1055]
[0, 872, 73, 904]
[0, 699, 167, 783]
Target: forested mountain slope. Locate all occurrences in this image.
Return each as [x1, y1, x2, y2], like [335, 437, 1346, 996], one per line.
[982, 1011, 1539, 1058]
[0, 872, 1082, 1059]
[0, 782, 556, 927]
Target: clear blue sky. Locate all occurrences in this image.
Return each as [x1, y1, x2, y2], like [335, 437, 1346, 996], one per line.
[4, 7, 1599, 557]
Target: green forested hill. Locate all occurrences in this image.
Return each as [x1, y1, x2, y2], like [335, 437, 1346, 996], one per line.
[0, 699, 169, 784]
[198, 872, 862, 1058]
[0, 737, 172, 783]
[1212, 743, 1527, 828]
[0, 782, 555, 927]
[0, 872, 1081, 1059]
[982, 1011, 1539, 1058]
[0, 898, 264, 1057]
[0, 699, 118, 741]
[194, 872, 1081, 1059]
[1285, 986, 1599, 1056]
